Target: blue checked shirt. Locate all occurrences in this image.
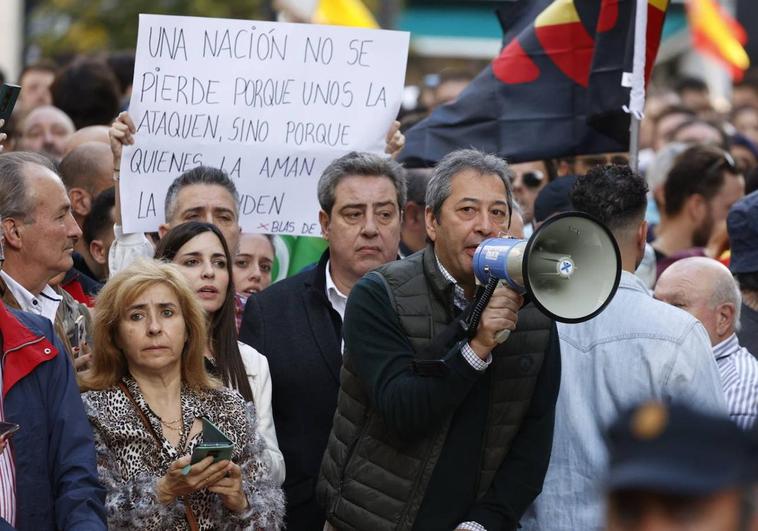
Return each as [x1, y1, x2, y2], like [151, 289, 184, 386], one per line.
[435, 255, 490, 531]
[434, 256, 492, 370]
[714, 333, 758, 430]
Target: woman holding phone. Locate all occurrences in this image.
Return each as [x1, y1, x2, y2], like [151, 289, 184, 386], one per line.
[154, 221, 285, 485]
[80, 260, 284, 530]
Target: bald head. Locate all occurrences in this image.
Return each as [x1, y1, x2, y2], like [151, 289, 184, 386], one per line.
[59, 142, 115, 226]
[59, 142, 113, 193]
[655, 257, 742, 345]
[63, 125, 110, 156]
[17, 105, 75, 161]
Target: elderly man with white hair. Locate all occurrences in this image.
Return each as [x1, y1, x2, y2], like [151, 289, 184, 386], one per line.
[655, 256, 758, 429]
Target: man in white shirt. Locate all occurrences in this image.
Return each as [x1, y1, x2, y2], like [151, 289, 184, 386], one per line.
[239, 152, 406, 530]
[0, 151, 85, 358]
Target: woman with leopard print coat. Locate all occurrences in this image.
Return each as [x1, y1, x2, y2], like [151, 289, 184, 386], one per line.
[79, 260, 285, 530]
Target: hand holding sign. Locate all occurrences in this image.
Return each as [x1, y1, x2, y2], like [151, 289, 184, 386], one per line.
[111, 112, 137, 169]
[385, 120, 405, 159]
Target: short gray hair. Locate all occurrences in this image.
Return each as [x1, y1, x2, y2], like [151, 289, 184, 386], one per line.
[164, 166, 239, 223]
[317, 152, 407, 215]
[0, 151, 57, 224]
[711, 271, 743, 332]
[426, 148, 513, 221]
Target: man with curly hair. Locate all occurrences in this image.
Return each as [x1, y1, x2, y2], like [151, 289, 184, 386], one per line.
[521, 164, 727, 531]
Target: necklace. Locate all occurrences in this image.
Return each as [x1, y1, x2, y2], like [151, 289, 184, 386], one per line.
[159, 416, 183, 429]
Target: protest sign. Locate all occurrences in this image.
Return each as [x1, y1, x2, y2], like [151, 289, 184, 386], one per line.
[120, 14, 409, 235]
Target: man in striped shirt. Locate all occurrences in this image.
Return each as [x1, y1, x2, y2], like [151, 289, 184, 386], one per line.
[655, 257, 758, 429]
[0, 364, 16, 527]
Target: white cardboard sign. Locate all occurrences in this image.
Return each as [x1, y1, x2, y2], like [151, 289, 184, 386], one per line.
[120, 14, 409, 235]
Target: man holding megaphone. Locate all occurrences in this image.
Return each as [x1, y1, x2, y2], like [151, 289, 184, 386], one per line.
[317, 149, 561, 531]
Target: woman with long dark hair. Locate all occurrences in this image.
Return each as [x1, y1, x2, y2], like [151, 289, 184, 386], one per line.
[154, 221, 284, 485]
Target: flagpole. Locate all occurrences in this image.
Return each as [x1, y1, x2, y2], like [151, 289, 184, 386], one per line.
[629, 115, 641, 173]
[624, 0, 648, 175]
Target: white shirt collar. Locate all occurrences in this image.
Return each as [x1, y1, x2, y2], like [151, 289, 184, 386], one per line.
[324, 260, 349, 321]
[713, 333, 740, 360]
[0, 270, 62, 323]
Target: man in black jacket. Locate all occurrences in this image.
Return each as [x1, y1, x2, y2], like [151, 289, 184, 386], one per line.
[239, 152, 407, 530]
[318, 148, 561, 531]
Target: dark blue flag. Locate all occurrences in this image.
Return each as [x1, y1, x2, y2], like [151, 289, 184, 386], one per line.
[399, 0, 669, 166]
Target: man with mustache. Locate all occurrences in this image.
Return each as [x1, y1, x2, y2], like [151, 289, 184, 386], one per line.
[239, 151, 407, 530]
[317, 149, 561, 531]
[0, 151, 88, 360]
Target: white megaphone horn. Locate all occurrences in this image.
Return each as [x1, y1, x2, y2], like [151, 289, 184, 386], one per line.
[472, 211, 621, 342]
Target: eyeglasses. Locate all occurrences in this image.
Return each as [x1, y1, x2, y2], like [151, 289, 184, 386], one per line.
[705, 151, 738, 178]
[522, 170, 545, 189]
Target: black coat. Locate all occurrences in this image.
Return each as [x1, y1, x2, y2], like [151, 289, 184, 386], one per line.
[239, 251, 342, 531]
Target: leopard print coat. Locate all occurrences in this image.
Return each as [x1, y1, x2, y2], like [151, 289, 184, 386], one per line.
[81, 376, 285, 530]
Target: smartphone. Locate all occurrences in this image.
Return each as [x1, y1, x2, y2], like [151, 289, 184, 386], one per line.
[0, 421, 20, 439]
[0, 83, 20, 124]
[181, 417, 234, 475]
[75, 315, 87, 350]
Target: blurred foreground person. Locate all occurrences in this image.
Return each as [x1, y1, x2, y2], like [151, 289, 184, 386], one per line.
[606, 401, 758, 531]
[79, 260, 284, 529]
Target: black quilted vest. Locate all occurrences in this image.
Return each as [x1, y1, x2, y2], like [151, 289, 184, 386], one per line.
[317, 246, 552, 530]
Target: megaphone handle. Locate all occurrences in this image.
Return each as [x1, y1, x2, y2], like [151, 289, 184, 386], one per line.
[495, 329, 511, 344]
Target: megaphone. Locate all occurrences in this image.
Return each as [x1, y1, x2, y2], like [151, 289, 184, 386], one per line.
[472, 211, 621, 340]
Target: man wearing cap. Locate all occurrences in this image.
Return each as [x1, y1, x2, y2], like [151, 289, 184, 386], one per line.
[728, 191, 758, 358]
[606, 401, 758, 531]
[532, 175, 576, 229]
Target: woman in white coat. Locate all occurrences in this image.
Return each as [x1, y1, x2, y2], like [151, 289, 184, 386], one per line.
[154, 220, 285, 485]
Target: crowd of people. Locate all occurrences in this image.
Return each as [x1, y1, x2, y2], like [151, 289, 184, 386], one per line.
[1, 49, 758, 531]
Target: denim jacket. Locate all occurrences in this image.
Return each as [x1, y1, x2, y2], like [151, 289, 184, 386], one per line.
[521, 271, 727, 531]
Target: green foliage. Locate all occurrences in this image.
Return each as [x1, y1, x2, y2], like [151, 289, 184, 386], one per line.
[29, 0, 268, 57]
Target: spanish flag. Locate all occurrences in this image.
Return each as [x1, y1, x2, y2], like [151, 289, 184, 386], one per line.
[400, 0, 670, 166]
[686, 0, 749, 81]
[313, 0, 379, 28]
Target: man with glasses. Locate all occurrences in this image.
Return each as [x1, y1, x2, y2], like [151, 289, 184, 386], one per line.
[652, 144, 745, 278]
[510, 161, 552, 237]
